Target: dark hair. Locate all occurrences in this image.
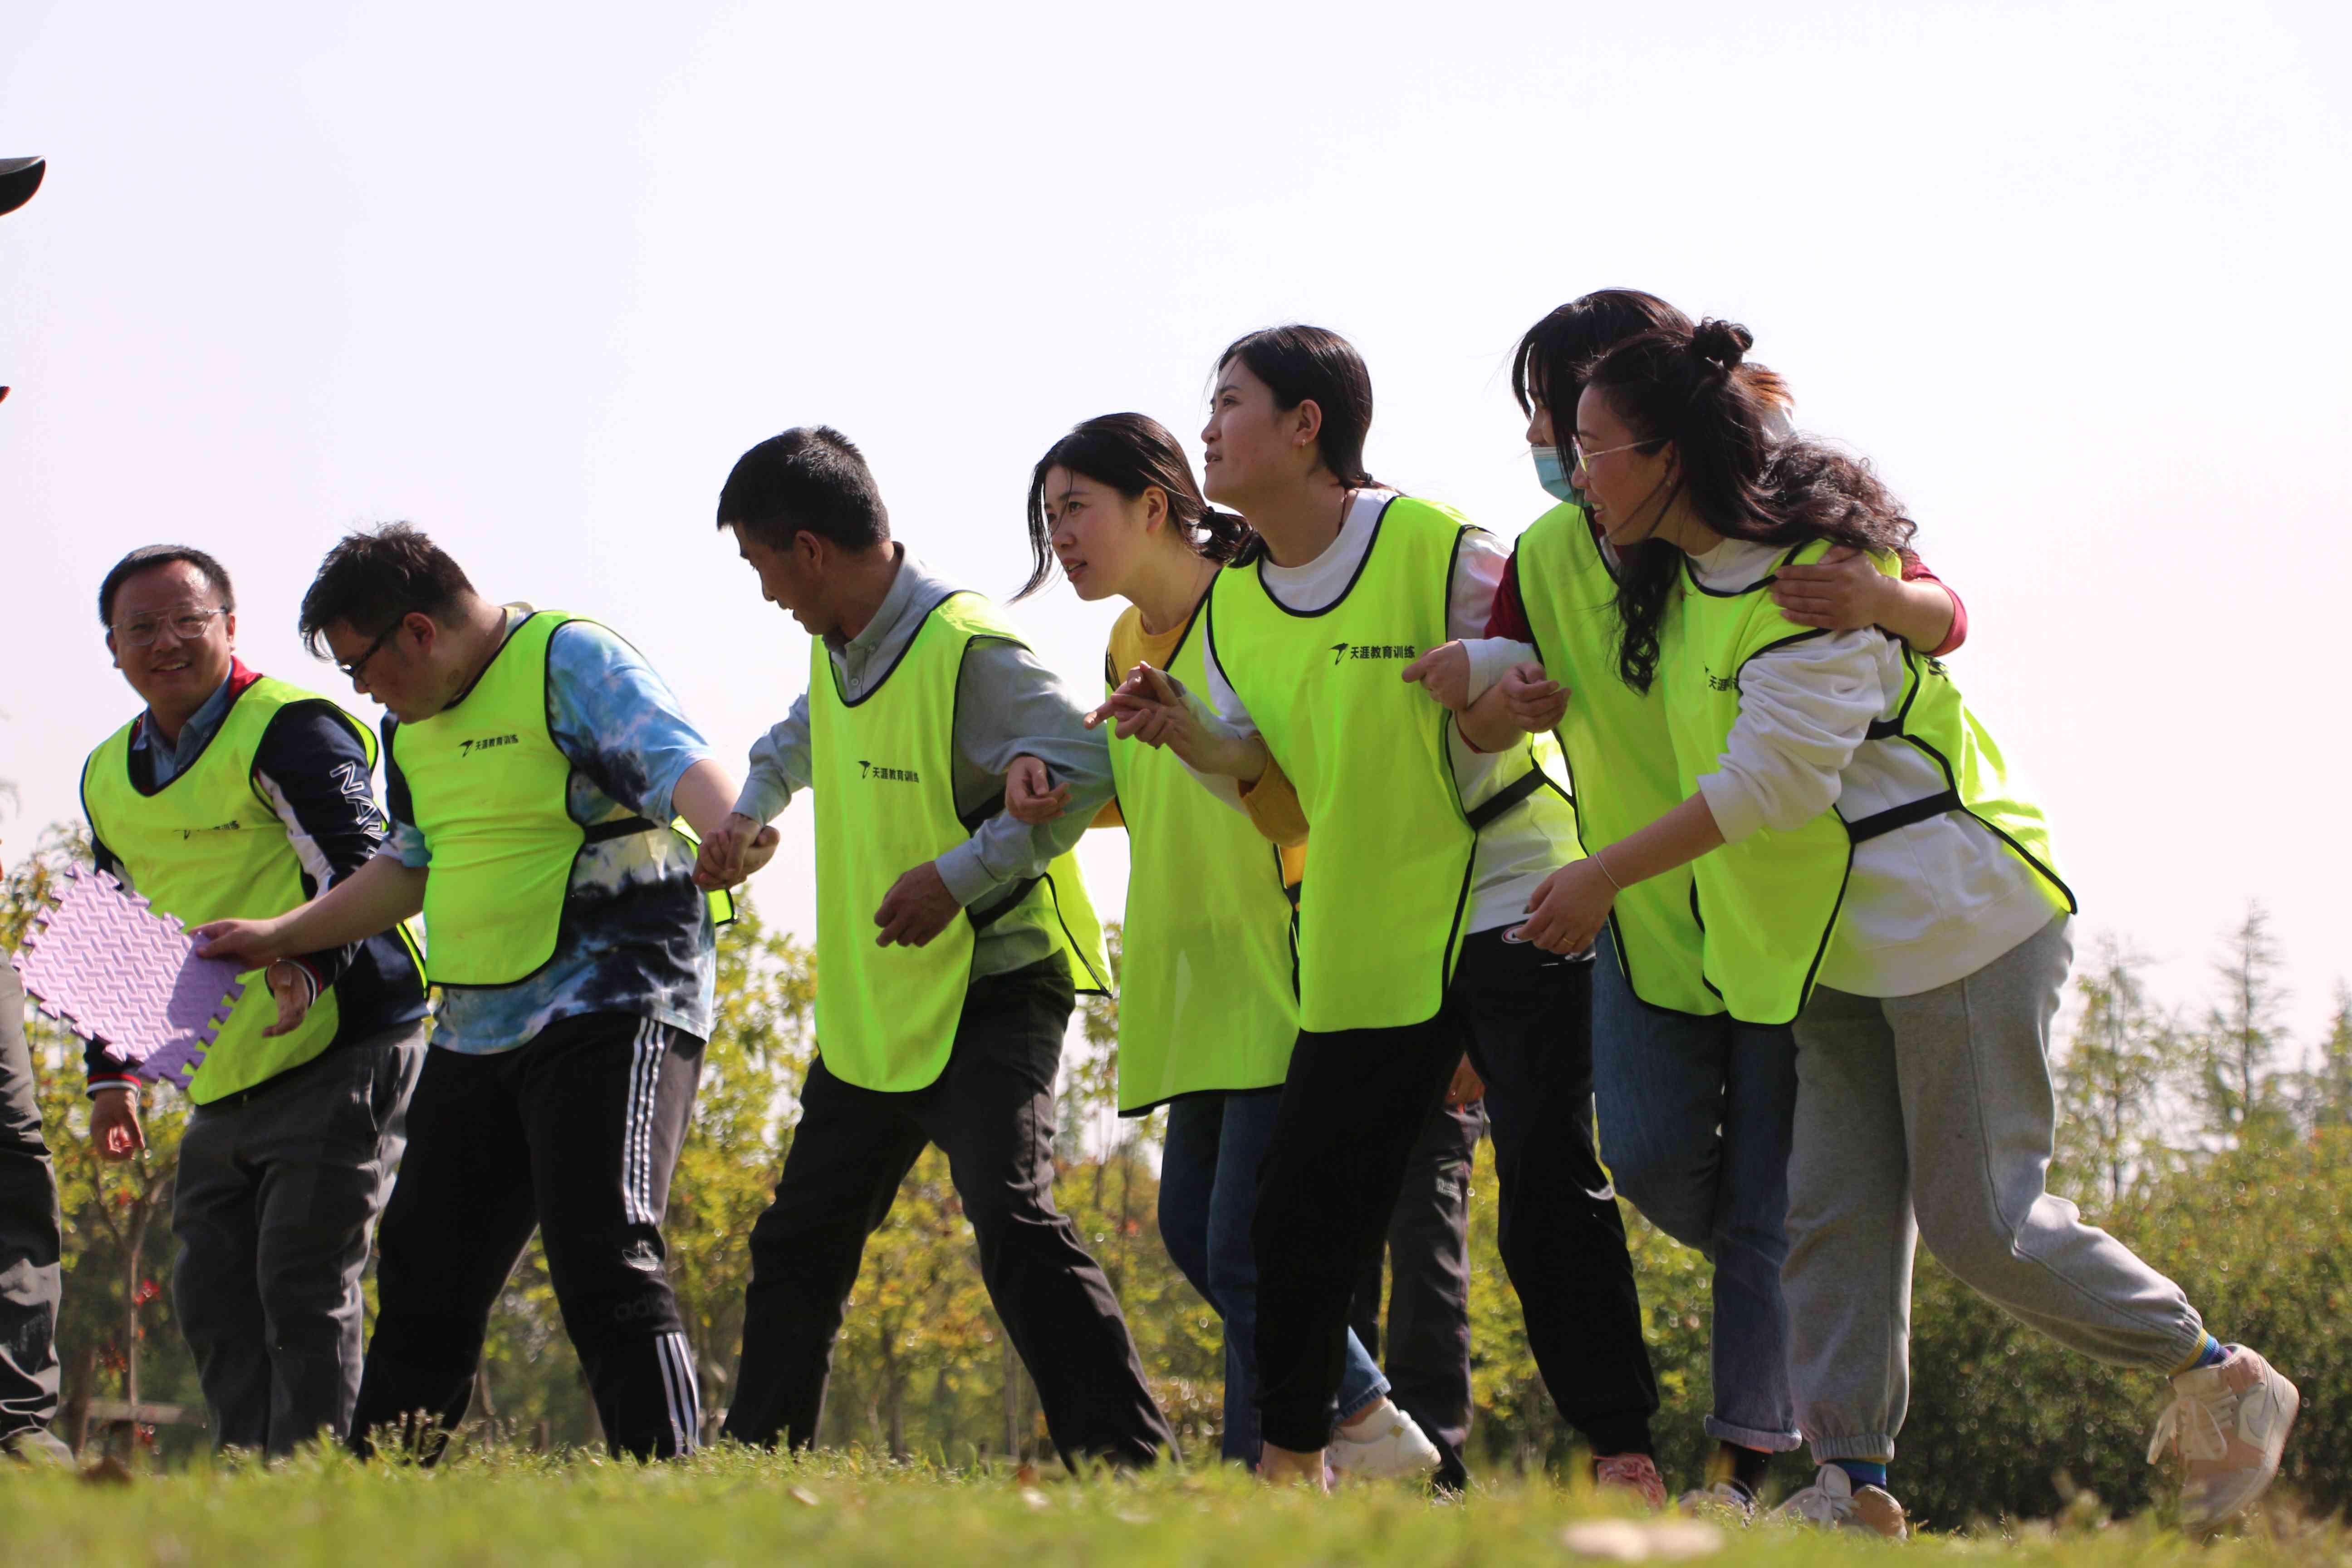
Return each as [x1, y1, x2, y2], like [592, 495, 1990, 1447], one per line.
[716, 426, 890, 553]
[1583, 318, 1916, 692]
[297, 523, 477, 657]
[1215, 325, 1377, 489]
[1511, 289, 1693, 423]
[1015, 413, 1253, 600]
[1513, 288, 1796, 425]
[98, 544, 235, 626]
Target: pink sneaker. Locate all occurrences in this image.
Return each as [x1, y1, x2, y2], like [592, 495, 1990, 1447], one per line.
[2147, 1343, 2299, 1530]
[1594, 1452, 1667, 1511]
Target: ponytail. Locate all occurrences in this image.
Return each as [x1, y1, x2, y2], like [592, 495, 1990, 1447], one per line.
[1018, 413, 1257, 599]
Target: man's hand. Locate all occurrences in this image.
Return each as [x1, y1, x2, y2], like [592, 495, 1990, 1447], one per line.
[1769, 546, 1888, 631]
[873, 859, 960, 948]
[259, 960, 317, 1039]
[1496, 662, 1568, 732]
[90, 1087, 145, 1161]
[192, 916, 291, 967]
[1444, 1055, 1486, 1108]
[1401, 641, 1474, 711]
[1088, 663, 1263, 782]
[1513, 858, 1615, 955]
[1004, 755, 1070, 824]
[695, 811, 781, 890]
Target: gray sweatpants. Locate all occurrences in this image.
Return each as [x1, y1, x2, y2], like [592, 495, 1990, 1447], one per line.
[1784, 914, 2205, 1464]
[0, 967, 62, 1447]
[172, 1019, 426, 1455]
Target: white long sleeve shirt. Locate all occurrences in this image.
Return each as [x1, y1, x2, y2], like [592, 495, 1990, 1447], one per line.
[1686, 538, 2065, 997]
[1195, 490, 1580, 937]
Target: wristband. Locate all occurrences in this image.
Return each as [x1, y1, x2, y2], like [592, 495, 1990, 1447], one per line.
[1591, 850, 1626, 892]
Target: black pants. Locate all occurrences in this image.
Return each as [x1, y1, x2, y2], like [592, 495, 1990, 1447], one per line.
[352, 1012, 706, 1461]
[723, 959, 1171, 1467]
[1255, 932, 1658, 1455]
[1352, 1098, 1482, 1488]
[1460, 933, 1657, 1456]
[0, 968, 61, 1447]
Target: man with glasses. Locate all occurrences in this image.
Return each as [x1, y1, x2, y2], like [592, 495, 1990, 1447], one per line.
[196, 524, 775, 1461]
[76, 544, 430, 1455]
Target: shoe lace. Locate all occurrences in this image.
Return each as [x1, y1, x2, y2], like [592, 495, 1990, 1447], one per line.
[2148, 1386, 2235, 1464]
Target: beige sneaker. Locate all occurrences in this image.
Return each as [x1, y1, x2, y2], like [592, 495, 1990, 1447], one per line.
[1779, 1464, 1907, 1539]
[1594, 1452, 1668, 1511]
[1676, 1480, 1758, 1524]
[1327, 1403, 1441, 1482]
[2147, 1343, 2299, 1530]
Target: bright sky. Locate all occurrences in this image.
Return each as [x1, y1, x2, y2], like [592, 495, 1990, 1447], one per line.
[4, 1, 2347, 1050]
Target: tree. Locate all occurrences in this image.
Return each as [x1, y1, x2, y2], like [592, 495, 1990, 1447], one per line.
[2303, 983, 2352, 1135]
[2052, 934, 2180, 1207]
[2187, 903, 2293, 1147]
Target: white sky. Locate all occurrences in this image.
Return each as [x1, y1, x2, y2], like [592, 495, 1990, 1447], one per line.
[4, 1, 2347, 1049]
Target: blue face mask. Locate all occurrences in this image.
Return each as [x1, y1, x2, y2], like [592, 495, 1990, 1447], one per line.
[1531, 444, 1582, 506]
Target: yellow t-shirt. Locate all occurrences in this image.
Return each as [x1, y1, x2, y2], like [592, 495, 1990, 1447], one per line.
[1101, 602, 1307, 887]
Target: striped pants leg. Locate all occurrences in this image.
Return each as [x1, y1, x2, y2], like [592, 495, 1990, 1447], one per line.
[354, 1012, 706, 1461]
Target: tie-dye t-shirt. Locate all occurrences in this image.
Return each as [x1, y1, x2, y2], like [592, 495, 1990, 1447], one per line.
[382, 608, 717, 1053]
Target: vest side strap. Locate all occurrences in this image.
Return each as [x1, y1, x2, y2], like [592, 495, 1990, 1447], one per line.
[1843, 789, 1963, 844]
[1465, 768, 1545, 833]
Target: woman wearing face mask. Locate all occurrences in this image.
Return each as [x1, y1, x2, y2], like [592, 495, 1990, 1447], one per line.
[1095, 328, 1662, 1498]
[1004, 413, 1440, 1480]
[1474, 317, 2295, 1538]
[1416, 290, 1965, 1516]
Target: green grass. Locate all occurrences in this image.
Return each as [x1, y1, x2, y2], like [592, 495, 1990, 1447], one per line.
[1, 1450, 2341, 1568]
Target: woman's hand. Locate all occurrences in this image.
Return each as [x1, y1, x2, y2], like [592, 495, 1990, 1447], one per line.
[1513, 857, 1616, 954]
[1004, 755, 1069, 823]
[1400, 641, 1474, 711]
[1769, 546, 1891, 630]
[1087, 663, 1264, 782]
[1495, 662, 1568, 732]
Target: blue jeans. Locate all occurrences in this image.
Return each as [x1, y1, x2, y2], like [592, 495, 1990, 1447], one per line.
[1159, 1089, 1388, 1464]
[1590, 927, 1801, 1453]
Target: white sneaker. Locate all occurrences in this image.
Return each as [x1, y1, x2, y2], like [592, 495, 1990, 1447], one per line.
[1327, 1402, 1441, 1482]
[2147, 1343, 2299, 1531]
[1779, 1464, 1907, 1539]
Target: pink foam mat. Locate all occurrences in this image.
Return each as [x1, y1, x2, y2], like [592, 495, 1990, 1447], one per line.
[9, 864, 248, 1090]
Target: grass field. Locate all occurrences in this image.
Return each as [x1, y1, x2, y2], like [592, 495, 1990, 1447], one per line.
[1, 1450, 2339, 1568]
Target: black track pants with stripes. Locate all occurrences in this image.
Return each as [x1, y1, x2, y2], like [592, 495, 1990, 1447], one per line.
[352, 1012, 706, 1461]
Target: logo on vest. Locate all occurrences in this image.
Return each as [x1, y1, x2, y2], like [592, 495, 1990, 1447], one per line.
[177, 818, 245, 840]
[458, 733, 521, 756]
[857, 760, 921, 783]
[1707, 671, 1737, 693]
[1328, 641, 1419, 666]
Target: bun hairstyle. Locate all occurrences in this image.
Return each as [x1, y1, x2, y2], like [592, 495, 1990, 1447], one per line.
[1581, 318, 1917, 693]
[1215, 324, 1378, 492]
[1017, 412, 1254, 600]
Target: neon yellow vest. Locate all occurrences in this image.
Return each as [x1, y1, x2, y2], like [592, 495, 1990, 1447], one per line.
[1514, 504, 1721, 1017]
[390, 611, 730, 988]
[1663, 541, 2075, 1024]
[1208, 496, 1554, 1034]
[81, 676, 422, 1103]
[1107, 589, 1298, 1112]
[809, 591, 1110, 1092]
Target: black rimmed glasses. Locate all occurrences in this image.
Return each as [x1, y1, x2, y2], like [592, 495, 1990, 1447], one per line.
[336, 621, 403, 683]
